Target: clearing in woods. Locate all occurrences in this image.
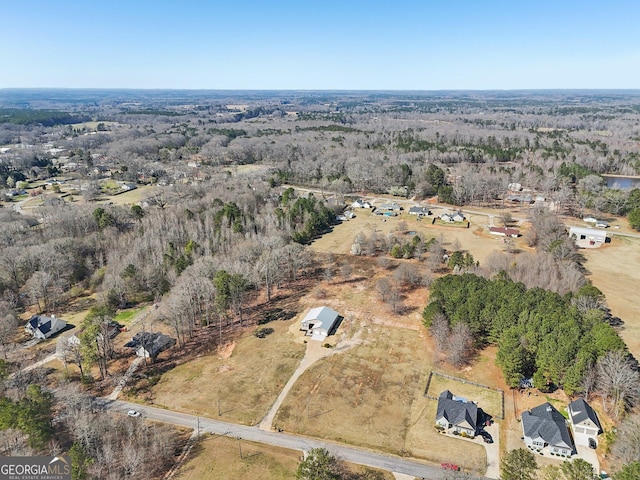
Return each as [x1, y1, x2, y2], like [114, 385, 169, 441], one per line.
[148, 317, 305, 426]
[309, 207, 529, 266]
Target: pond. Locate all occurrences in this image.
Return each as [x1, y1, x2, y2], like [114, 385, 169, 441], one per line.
[603, 175, 640, 190]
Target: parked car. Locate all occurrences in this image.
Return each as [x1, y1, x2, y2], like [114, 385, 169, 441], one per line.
[441, 463, 460, 471]
[127, 410, 141, 417]
[480, 431, 493, 443]
[589, 438, 597, 449]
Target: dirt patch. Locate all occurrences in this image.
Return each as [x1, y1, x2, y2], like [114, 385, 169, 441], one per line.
[218, 342, 236, 359]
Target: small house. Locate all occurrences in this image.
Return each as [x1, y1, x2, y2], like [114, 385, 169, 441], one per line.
[521, 403, 575, 456]
[25, 315, 67, 340]
[440, 211, 465, 223]
[435, 390, 479, 437]
[489, 227, 520, 237]
[300, 306, 340, 341]
[568, 398, 602, 448]
[408, 206, 431, 216]
[377, 202, 401, 211]
[351, 199, 371, 209]
[124, 332, 176, 361]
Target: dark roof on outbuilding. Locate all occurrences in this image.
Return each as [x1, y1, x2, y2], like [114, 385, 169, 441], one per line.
[569, 398, 602, 432]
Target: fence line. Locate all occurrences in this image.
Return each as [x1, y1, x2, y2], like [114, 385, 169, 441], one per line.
[423, 370, 505, 420]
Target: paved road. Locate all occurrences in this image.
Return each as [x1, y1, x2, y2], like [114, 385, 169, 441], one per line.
[102, 399, 487, 480]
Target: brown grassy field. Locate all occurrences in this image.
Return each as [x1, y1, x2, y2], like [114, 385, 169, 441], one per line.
[272, 325, 487, 474]
[175, 436, 300, 480]
[309, 208, 528, 266]
[149, 318, 305, 426]
[175, 435, 395, 480]
[106, 184, 154, 206]
[426, 373, 504, 419]
[581, 235, 640, 359]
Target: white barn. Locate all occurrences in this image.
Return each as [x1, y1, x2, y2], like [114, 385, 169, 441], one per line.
[300, 306, 340, 341]
[569, 226, 607, 244]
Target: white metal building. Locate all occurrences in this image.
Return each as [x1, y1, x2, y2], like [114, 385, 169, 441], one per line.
[300, 306, 340, 341]
[569, 226, 607, 244]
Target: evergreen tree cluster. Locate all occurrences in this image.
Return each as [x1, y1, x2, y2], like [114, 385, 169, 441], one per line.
[423, 273, 625, 393]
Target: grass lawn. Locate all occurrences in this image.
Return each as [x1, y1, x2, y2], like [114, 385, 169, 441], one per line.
[115, 306, 146, 324]
[426, 373, 504, 419]
[149, 318, 305, 426]
[273, 325, 486, 474]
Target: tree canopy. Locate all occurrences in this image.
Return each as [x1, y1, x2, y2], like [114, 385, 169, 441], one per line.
[423, 273, 625, 392]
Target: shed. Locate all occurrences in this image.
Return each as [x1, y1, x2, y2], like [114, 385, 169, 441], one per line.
[489, 227, 520, 237]
[300, 306, 340, 341]
[569, 226, 607, 244]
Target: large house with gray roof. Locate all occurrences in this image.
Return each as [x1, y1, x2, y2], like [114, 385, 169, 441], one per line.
[25, 314, 67, 340]
[522, 402, 575, 456]
[435, 390, 479, 437]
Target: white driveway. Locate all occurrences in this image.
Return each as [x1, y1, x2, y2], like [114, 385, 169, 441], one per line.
[482, 423, 500, 479]
[575, 444, 600, 475]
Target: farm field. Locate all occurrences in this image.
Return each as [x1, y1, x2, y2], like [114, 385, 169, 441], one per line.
[148, 317, 305, 426]
[272, 325, 487, 474]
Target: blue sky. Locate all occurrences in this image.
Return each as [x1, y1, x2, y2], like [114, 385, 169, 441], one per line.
[1, 0, 639, 90]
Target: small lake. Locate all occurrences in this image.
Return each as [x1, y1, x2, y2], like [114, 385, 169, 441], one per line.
[603, 175, 640, 190]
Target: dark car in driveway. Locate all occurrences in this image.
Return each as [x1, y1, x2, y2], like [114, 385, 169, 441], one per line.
[589, 438, 597, 449]
[480, 431, 493, 443]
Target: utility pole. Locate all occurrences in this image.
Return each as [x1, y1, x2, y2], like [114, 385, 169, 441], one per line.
[196, 416, 200, 438]
[237, 437, 243, 459]
[218, 396, 221, 416]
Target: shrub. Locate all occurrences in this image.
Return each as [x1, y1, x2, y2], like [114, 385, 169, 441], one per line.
[254, 327, 274, 338]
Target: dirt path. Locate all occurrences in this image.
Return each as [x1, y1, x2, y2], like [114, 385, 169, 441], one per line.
[258, 333, 362, 431]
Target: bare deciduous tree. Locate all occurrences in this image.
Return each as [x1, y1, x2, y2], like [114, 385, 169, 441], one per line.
[596, 351, 640, 418]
